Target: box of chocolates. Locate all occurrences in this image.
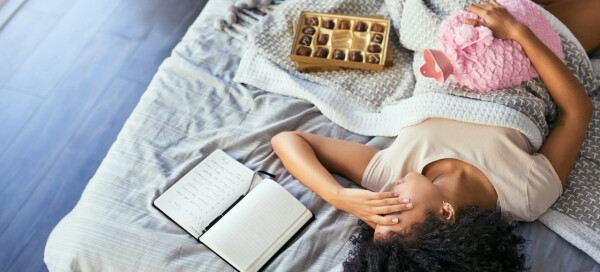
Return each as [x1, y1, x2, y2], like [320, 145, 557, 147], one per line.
[294, 47, 393, 72]
[290, 12, 392, 72]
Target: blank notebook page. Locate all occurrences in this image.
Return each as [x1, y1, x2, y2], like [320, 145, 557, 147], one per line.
[199, 179, 309, 271]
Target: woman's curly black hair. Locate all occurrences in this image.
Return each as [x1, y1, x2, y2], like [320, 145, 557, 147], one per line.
[342, 206, 527, 272]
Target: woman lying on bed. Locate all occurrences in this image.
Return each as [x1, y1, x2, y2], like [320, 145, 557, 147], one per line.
[272, 0, 596, 271]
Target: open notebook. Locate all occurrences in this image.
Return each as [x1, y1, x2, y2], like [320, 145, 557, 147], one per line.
[154, 149, 313, 272]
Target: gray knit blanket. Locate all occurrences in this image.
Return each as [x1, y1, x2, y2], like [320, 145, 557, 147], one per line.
[229, 0, 600, 262]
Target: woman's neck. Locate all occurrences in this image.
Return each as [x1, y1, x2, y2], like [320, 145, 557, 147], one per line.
[422, 159, 498, 212]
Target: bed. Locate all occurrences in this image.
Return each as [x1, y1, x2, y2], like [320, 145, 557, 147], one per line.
[44, 0, 600, 271]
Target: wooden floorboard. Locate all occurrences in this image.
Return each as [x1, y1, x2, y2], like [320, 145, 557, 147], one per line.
[0, 0, 208, 270]
[101, 0, 162, 40]
[117, 0, 203, 84]
[0, 0, 29, 30]
[24, 0, 77, 17]
[0, 89, 42, 154]
[0, 32, 138, 233]
[0, 6, 58, 86]
[5, 0, 122, 97]
[2, 77, 147, 272]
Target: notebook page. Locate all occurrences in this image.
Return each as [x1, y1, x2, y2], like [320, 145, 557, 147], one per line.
[154, 149, 253, 239]
[246, 208, 312, 272]
[199, 179, 310, 272]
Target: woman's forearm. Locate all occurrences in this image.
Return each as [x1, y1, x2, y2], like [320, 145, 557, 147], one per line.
[271, 132, 342, 205]
[512, 25, 593, 118]
[271, 132, 410, 226]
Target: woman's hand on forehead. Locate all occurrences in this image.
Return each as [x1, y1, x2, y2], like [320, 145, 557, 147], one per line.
[331, 188, 413, 228]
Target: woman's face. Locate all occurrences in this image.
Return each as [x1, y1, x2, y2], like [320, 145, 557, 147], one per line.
[373, 172, 446, 240]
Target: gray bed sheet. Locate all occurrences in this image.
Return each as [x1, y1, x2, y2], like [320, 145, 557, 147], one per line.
[44, 0, 600, 271]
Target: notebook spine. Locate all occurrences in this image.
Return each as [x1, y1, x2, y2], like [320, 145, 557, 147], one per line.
[201, 195, 245, 234]
[200, 170, 274, 236]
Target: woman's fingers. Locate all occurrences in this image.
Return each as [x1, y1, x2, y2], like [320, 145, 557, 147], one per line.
[374, 191, 398, 199]
[467, 2, 488, 13]
[374, 203, 413, 215]
[372, 215, 399, 225]
[465, 0, 519, 39]
[463, 18, 483, 27]
[490, 0, 502, 7]
[467, 1, 498, 16]
[370, 192, 411, 205]
[375, 197, 410, 206]
[353, 190, 414, 225]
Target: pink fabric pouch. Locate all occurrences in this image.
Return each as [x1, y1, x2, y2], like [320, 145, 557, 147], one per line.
[420, 0, 564, 93]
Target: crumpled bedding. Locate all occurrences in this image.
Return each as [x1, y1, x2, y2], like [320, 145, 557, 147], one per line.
[43, 0, 600, 271]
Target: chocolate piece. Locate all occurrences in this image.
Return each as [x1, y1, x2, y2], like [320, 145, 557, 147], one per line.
[367, 54, 380, 64]
[355, 22, 367, 32]
[323, 20, 335, 29]
[367, 44, 381, 53]
[302, 27, 315, 35]
[315, 48, 329, 58]
[305, 17, 318, 26]
[300, 35, 312, 46]
[333, 50, 345, 60]
[371, 23, 384, 32]
[372, 34, 383, 44]
[317, 34, 329, 45]
[339, 20, 350, 30]
[350, 51, 363, 62]
[297, 46, 311, 56]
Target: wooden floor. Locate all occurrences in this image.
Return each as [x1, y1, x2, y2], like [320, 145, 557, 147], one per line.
[0, 0, 208, 271]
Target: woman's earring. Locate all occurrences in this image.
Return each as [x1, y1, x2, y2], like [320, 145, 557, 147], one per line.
[442, 201, 455, 221]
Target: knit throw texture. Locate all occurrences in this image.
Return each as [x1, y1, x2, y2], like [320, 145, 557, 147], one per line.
[235, 0, 598, 151]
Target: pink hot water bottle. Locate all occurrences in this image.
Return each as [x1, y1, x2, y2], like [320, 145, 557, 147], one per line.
[420, 0, 564, 93]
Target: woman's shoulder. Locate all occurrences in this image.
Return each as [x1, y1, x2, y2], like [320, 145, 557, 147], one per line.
[416, 118, 533, 151]
[524, 153, 563, 220]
